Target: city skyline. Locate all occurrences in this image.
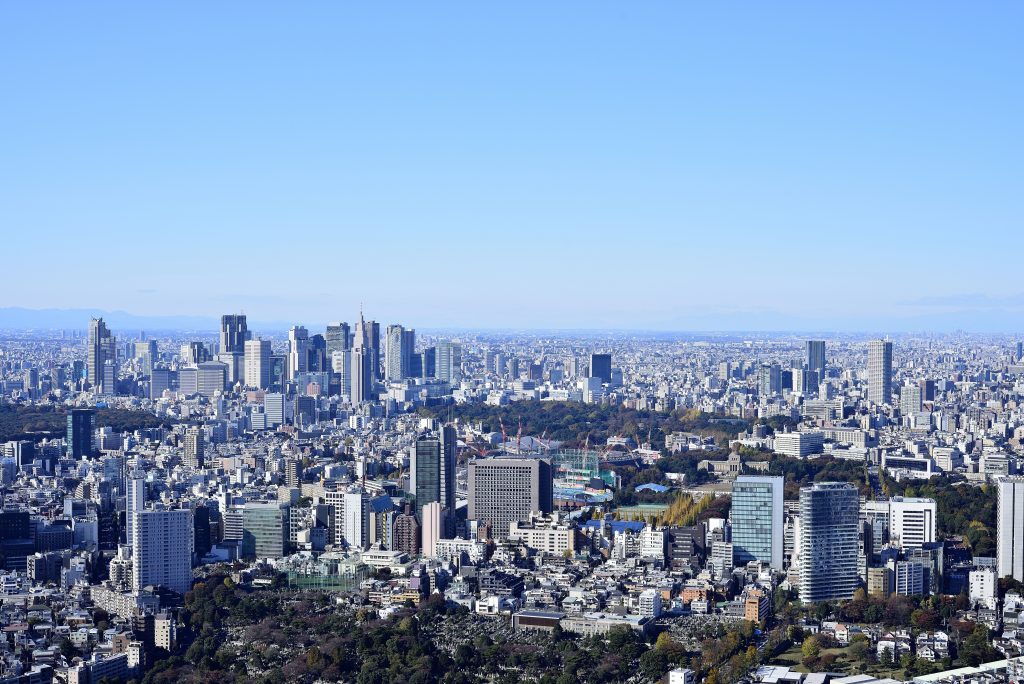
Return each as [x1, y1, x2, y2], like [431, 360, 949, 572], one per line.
[3, 3, 1024, 331]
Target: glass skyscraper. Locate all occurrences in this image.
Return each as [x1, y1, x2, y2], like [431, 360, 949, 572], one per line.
[731, 475, 784, 569]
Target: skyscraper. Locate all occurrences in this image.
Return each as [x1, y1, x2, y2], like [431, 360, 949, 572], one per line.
[468, 457, 553, 540]
[87, 317, 117, 394]
[385, 324, 412, 382]
[410, 426, 456, 522]
[997, 477, 1024, 582]
[287, 326, 309, 380]
[899, 383, 923, 417]
[125, 468, 145, 549]
[589, 353, 612, 385]
[219, 314, 248, 354]
[131, 507, 194, 595]
[244, 338, 272, 389]
[799, 482, 860, 602]
[350, 348, 374, 404]
[757, 363, 781, 397]
[66, 408, 95, 459]
[867, 339, 893, 405]
[326, 322, 351, 358]
[806, 340, 826, 381]
[436, 341, 462, 384]
[731, 475, 784, 569]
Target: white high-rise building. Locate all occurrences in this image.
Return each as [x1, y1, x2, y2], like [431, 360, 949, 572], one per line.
[288, 326, 309, 380]
[799, 482, 860, 602]
[421, 501, 443, 558]
[131, 507, 194, 595]
[244, 338, 271, 389]
[997, 477, 1024, 582]
[888, 497, 936, 550]
[867, 339, 893, 405]
[125, 469, 145, 549]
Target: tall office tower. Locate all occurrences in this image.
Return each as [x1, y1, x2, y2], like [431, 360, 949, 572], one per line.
[589, 353, 612, 385]
[888, 496, 937, 550]
[507, 356, 520, 379]
[918, 379, 936, 402]
[799, 482, 860, 602]
[125, 468, 145, 549]
[410, 426, 457, 521]
[183, 426, 204, 469]
[997, 477, 1024, 582]
[1018, 341, 1024, 362]
[806, 341, 826, 381]
[332, 350, 352, 398]
[368, 321, 381, 380]
[150, 368, 171, 399]
[134, 340, 158, 374]
[181, 341, 210, 365]
[350, 347, 374, 404]
[219, 314, 248, 354]
[241, 502, 289, 559]
[421, 347, 436, 378]
[436, 341, 462, 383]
[326, 322, 351, 358]
[867, 339, 893, 405]
[403, 328, 416, 374]
[306, 334, 328, 372]
[66, 408, 95, 459]
[757, 363, 781, 397]
[287, 326, 309, 380]
[101, 360, 116, 396]
[900, 383, 923, 417]
[468, 457, 553, 540]
[731, 476, 784, 569]
[264, 393, 286, 428]
[791, 367, 808, 395]
[385, 324, 408, 382]
[87, 317, 117, 393]
[131, 507, 194, 595]
[244, 338, 272, 389]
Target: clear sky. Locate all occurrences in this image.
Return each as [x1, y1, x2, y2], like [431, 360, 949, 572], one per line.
[2, 3, 1022, 332]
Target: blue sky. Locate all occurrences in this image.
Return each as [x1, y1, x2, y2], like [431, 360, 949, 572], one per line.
[2, 3, 1022, 331]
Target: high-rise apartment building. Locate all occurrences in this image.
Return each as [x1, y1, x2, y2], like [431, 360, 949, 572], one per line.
[125, 468, 145, 548]
[799, 482, 860, 602]
[244, 338, 272, 389]
[900, 383, 923, 417]
[997, 477, 1024, 582]
[131, 507, 194, 595]
[183, 426, 204, 469]
[468, 457, 553, 540]
[731, 476, 784, 569]
[867, 339, 893, 405]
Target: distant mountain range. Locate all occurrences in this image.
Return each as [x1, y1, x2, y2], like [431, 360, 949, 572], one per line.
[0, 307, 223, 332]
